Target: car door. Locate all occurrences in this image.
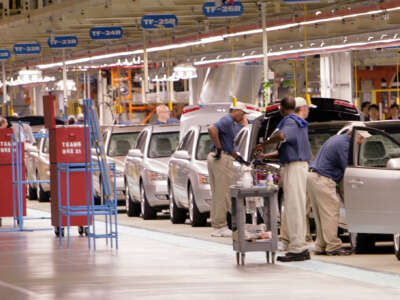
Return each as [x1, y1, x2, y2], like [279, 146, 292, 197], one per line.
[344, 126, 400, 234]
[129, 130, 148, 199]
[177, 130, 195, 204]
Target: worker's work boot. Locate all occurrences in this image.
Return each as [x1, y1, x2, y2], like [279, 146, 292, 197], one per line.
[277, 250, 311, 262]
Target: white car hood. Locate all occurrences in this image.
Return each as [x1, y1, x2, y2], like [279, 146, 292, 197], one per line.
[144, 157, 170, 175]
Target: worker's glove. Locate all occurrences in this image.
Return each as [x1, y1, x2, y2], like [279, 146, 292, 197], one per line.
[236, 155, 250, 166]
[213, 148, 222, 160]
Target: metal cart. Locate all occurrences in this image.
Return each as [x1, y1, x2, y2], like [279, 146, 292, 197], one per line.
[231, 185, 278, 265]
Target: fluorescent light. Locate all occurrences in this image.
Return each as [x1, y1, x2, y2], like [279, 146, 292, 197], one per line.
[200, 36, 224, 43]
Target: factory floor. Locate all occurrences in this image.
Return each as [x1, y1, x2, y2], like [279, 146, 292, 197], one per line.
[0, 203, 399, 300]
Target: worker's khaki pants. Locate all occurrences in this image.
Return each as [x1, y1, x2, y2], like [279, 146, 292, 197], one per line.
[207, 152, 233, 229]
[280, 161, 308, 253]
[307, 172, 342, 252]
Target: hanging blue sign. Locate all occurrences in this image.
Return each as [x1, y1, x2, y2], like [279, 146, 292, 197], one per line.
[13, 43, 41, 55]
[48, 36, 78, 48]
[90, 27, 123, 40]
[0, 49, 10, 60]
[141, 15, 178, 29]
[202, 1, 243, 18]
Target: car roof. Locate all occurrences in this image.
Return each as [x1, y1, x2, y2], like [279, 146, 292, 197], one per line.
[151, 124, 180, 133]
[107, 124, 149, 133]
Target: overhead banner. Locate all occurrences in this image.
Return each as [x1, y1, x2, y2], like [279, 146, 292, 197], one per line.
[202, 1, 243, 18]
[141, 15, 178, 29]
[0, 49, 10, 60]
[13, 43, 41, 55]
[48, 36, 78, 48]
[90, 27, 123, 40]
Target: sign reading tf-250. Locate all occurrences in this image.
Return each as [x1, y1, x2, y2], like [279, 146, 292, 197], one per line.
[202, 1, 243, 18]
[90, 27, 123, 40]
[48, 36, 78, 48]
[141, 15, 178, 29]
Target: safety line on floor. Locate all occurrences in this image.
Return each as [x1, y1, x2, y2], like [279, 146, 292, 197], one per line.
[27, 208, 400, 290]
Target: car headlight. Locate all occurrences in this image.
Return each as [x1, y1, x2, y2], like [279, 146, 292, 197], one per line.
[198, 174, 209, 185]
[148, 170, 167, 181]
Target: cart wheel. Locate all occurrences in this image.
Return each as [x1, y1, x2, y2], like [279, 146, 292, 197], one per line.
[271, 252, 276, 264]
[236, 252, 240, 265]
[55, 227, 64, 237]
[240, 253, 246, 265]
[266, 252, 270, 263]
[78, 226, 84, 236]
[84, 227, 89, 236]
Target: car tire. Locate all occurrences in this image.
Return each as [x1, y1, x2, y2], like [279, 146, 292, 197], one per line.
[140, 183, 156, 220]
[394, 233, 400, 261]
[168, 184, 186, 224]
[188, 184, 207, 227]
[350, 232, 375, 253]
[125, 182, 140, 217]
[37, 184, 50, 202]
[28, 184, 37, 200]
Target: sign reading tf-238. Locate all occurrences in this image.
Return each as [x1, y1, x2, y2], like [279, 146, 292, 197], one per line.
[203, 1, 243, 18]
[13, 43, 41, 55]
[141, 14, 178, 29]
[90, 27, 123, 40]
[48, 36, 78, 48]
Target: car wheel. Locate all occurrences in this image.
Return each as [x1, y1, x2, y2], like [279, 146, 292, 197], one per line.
[394, 233, 400, 261]
[168, 184, 186, 224]
[350, 232, 375, 253]
[140, 183, 156, 220]
[125, 182, 140, 217]
[37, 184, 50, 202]
[28, 184, 37, 200]
[188, 184, 207, 227]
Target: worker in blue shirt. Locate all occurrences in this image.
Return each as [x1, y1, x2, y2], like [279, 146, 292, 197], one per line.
[257, 96, 312, 262]
[208, 102, 249, 238]
[153, 104, 180, 125]
[308, 128, 369, 256]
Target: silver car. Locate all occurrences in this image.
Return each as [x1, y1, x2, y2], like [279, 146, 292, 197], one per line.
[168, 125, 212, 226]
[92, 125, 146, 205]
[124, 124, 180, 219]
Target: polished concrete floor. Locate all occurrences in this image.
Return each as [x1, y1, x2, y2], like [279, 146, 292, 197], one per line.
[0, 204, 400, 300]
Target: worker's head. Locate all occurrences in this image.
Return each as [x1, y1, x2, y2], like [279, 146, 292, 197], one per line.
[361, 102, 370, 115]
[294, 97, 315, 120]
[280, 96, 296, 117]
[390, 103, 399, 120]
[156, 104, 171, 122]
[0, 116, 8, 129]
[347, 127, 371, 145]
[229, 101, 248, 123]
[368, 104, 379, 121]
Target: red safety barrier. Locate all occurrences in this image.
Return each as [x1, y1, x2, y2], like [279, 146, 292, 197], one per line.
[0, 128, 26, 218]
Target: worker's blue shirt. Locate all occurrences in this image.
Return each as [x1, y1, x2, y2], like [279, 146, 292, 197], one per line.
[211, 114, 237, 155]
[153, 118, 180, 125]
[233, 119, 253, 136]
[310, 134, 350, 183]
[277, 114, 312, 165]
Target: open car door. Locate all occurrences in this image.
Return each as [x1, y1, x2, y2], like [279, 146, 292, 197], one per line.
[343, 126, 400, 259]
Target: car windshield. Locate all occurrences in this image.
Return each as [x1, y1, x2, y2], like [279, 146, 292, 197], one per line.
[107, 132, 139, 157]
[196, 133, 212, 160]
[148, 132, 179, 158]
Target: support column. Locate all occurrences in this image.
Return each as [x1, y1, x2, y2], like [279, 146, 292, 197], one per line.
[261, 2, 270, 106]
[143, 32, 149, 103]
[320, 52, 353, 102]
[2, 62, 6, 115]
[62, 49, 67, 117]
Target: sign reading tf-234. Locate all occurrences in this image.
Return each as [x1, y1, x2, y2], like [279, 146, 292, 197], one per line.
[203, 1, 243, 18]
[141, 15, 178, 29]
[48, 36, 78, 48]
[13, 43, 41, 55]
[90, 27, 123, 40]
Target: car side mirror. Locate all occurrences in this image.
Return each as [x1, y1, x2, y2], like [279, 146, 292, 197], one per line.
[173, 150, 190, 160]
[128, 149, 143, 158]
[387, 158, 400, 169]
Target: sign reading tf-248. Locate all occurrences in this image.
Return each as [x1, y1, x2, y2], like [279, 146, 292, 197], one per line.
[202, 1, 243, 18]
[90, 27, 123, 40]
[48, 36, 78, 48]
[141, 15, 178, 29]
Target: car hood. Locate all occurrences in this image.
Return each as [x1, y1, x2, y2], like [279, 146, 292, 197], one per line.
[144, 157, 170, 174]
[107, 156, 126, 172]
